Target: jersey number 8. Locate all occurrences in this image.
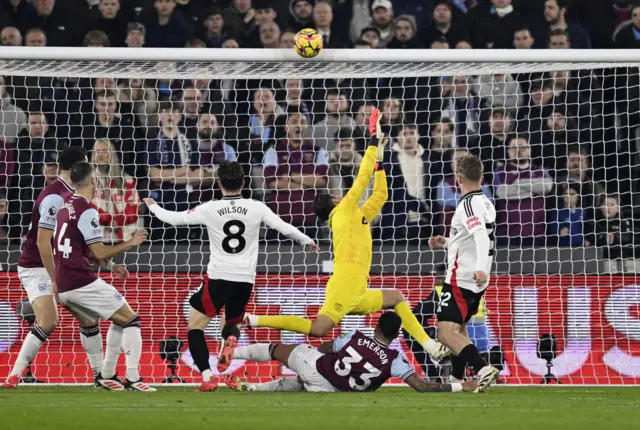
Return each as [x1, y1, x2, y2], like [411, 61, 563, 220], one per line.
[222, 220, 246, 254]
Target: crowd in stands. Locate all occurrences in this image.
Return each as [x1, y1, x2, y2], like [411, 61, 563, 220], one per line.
[0, 0, 639, 272]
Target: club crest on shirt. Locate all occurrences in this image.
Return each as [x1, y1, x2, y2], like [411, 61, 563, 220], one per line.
[48, 206, 57, 216]
[334, 303, 343, 312]
[91, 218, 99, 228]
[114, 291, 123, 301]
[452, 228, 458, 236]
[38, 283, 48, 292]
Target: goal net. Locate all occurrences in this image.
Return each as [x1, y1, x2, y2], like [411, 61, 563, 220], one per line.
[0, 48, 638, 386]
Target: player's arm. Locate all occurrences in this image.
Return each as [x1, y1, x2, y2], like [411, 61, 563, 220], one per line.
[36, 194, 65, 282]
[392, 352, 475, 392]
[261, 204, 317, 249]
[461, 198, 491, 283]
[318, 330, 356, 354]
[342, 109, 386, 209]
[143, 198, 211, 226]
[360, 160, 388, 222]
[78, 208, 146, 260]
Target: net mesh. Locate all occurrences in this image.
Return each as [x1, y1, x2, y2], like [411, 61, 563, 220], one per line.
[0, 58, 639, 385]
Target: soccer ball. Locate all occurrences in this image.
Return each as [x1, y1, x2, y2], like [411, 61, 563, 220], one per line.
[294, 28, 323, 58]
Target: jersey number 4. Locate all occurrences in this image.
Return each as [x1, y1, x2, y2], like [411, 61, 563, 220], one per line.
[334, 346, 381, 391]
[54, 222, 72, 259]
[222, 220, 246, 254]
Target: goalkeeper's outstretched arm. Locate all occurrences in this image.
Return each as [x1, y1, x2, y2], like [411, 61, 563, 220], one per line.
[360, 157, 388, 222]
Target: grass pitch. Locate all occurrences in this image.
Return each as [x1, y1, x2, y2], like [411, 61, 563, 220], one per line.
[2, 386, 639, 430]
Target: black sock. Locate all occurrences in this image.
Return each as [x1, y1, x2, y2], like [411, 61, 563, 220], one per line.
[459, 343, 487, 374]
[188, 329, 210, 373]
[450, 354, 466, 380]
[221, 324, 240, 340]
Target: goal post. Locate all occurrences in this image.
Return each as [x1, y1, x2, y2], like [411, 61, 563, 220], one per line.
[0, 48, 638, 386]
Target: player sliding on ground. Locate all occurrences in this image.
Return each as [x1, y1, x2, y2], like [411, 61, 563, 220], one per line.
[227, 311, 476, 393]
[143, 161, 318, 392]
[429, 154, 499, 393]
[3, 148, 123, 389]
[243, 109, 450, 360]
[53, 162, 153, 392]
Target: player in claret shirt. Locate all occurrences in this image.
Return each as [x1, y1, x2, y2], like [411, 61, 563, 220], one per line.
[227, 312, 476, 393]
[245, 109, 450, 361]
[144, 161, 318, 392]
[54, 162, 152, 392]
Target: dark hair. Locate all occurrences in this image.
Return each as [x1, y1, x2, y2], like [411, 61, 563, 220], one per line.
[554, 0, 569, 10]
[70, 162, 94, 187]
[159, 100, 179, 113]
[456, 154, 484, 182]
[326, 88, 344, 98]
[549, 28, 569, 39]
[84, 29, 110, 47]
[513, 25, 532, 35]
[354, 39, 372, 48]
[59, 147, 87, 171]
[377, 312, 402, 341]
[314, 193, 335, 221]
[335, 127, 354, 141]
[217, 161, 245, 192]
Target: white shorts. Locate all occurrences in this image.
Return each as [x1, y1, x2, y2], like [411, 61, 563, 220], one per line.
[17, 266, 53, 305]
[287, 345, 338, 393]
[58, 278, 126, 321]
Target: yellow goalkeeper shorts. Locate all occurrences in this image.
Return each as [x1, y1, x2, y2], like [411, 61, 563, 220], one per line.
[318, 276, 384, 324]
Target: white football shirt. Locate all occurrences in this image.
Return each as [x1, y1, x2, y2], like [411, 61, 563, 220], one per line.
[148, 196, 314, 283]
[444, 190, 496, 293]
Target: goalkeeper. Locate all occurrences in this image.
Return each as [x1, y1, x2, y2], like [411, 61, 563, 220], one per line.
[245, 109, 450, 360]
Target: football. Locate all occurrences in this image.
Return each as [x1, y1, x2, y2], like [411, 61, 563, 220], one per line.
[294, 28, 323, 58]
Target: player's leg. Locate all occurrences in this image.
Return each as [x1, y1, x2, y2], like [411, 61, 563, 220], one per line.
[449, 324, 468, 382]
[227, 375, 304, 392]
[216, 281, 253, 373]
[3, 269, 58, 388]
[186, 307, 217, 392]
[67, 307, 104, 380]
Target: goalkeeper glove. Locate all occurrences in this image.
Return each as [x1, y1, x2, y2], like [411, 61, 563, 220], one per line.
[368, 108, 388, 163]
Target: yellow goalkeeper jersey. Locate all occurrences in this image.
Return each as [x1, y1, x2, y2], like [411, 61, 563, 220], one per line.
[328, 146, 388, 281]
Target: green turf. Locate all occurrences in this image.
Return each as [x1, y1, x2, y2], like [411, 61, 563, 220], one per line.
[2, 386, 639, 430]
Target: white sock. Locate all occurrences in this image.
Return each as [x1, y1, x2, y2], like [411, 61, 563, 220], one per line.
[233, 344, 272, 362]
[248, 315, 258, 327]
[101, 323, 123, 379]
[122, 326, 142, 382]
[202, 369, 213, 382]
[80, 328, 104, 377]
[10, 333, 43, 377]
[254, 376, 303, 392]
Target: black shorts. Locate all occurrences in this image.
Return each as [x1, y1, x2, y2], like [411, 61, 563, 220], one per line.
[436, 282, 485, 325]
[189, 277, 253, 324]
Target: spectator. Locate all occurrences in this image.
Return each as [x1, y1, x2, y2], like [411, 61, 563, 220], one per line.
[224, 0, 255, 41]
[222, 38, 239, 48]
[249, 87, 283, 157]
[387, 15, 423, 49]
[288, 0, 314, 33]
[529, 107, 579, 175]
[456, 40, 472, 49]
[438, 76, 480, 145]
[381, 123, 431, 241]
[145, 0, 194, 47]
[181, 86, 204, 140]
[0, 76, 27, 144]
[263, 112, 328, 237]
[147, 101, 212, 239]
[0, 26, 22, 46]
[41, 152, 58, 186]
[380, 96, 404, 138]
[474, 74, 522, 112]
[0, 135, 14, 192]
[87, 0, 128, 46]
[199, 7, 226, 48]
[360, 26, 381, 48]
[117, 78, 159, 130]
[513, 26, 535, 49]
[469, 0, 522, 49]
[280, 29, 296, 48]
[126, 22, 146, 47]
[190, 113, 231, 203]
[313, 1, 346, 48]
[556, 146, 605, 228]
[32, 0, 78, 46]
[84, 29, 111, 47]
[475, 108, 512, 182]
[79, 90, 137, 177]
[435, 147, 493, 235]
[24, 27, 47, 46]
[278, 79, 310, 118]
[494, 135, 553, 245]
[312, 89, 357, 151]
[333, 0, 372, 44]
[423, 1, 468, 48]
[241, 1, 277, 48]
[259, 20, 281, 48]
[369, 0, 394, 48]
[553, 184, 586, 247]
[4, 0, 37, 35]
[614, 5, 640, 49]
[535, 0, 591, 49]
[516, 79, 555, 137]
[327, 127, 375, 216]
[430, 37, 449, 49]
[548, 28, 570, 49]
[0, 191, 8, 242]
[593, 194, 639, 274]
[90, 138, 141, 243]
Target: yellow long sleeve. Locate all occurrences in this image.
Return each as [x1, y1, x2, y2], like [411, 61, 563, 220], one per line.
[340, 146, 377, 209]
[360, 170, 388, 222]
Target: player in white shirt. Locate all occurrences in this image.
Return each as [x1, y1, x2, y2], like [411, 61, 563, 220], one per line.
[428, 154, 499, 393]
[144, 161, 318, 392]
